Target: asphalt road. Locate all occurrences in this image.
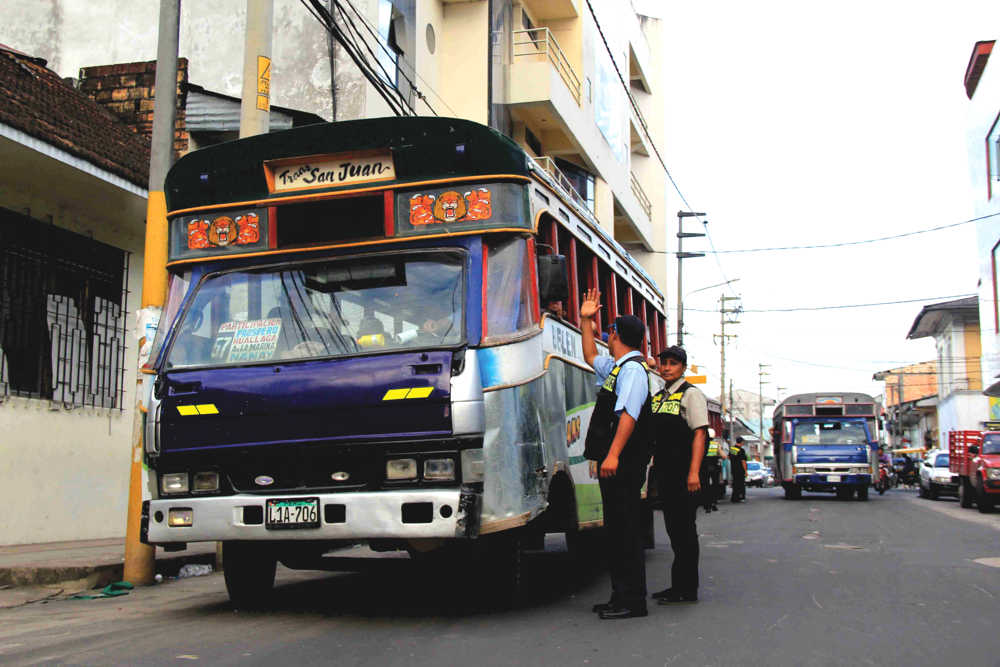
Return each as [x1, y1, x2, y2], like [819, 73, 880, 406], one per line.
[2, 486, 999, 666]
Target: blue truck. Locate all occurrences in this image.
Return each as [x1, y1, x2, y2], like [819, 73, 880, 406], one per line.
[773, 392, 881, 501]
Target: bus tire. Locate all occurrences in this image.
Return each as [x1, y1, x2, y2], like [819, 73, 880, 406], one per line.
[481, 531, 523, 607]
[222, 541, 276, 609]
[784, 484, 801, 500]
[960, 479, 974, 508]
[856, 486, 869, 501]
[977, 488, 994, 513]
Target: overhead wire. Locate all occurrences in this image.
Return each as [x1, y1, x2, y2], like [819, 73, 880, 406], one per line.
[704, 212, 1000, 254]
[683, 293, 975, 313]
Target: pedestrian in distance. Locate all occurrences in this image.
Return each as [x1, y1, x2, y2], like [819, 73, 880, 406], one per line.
[701, 433, 721, 513]
[730, 436, 748, 502]
[579, 288, 652, 620]
[649, 345, 709, 604]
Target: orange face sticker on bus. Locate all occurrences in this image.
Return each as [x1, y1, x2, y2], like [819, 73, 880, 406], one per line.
[187, 213, 261, 249]
[409, 188, 492, 226]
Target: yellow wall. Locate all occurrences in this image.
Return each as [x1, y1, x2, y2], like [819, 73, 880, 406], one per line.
[965, 321, 983, 390]
[438, 2, 489, 124]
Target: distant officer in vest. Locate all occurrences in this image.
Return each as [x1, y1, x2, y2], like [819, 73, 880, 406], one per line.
[649, 345, 709, 604]
[580, 288, 652, 620]
[731, 436, 748, 502]
[702, 434, 721, 513]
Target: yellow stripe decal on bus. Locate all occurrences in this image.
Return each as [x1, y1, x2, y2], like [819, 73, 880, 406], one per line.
[196, 404, 219, 415]
[382, 387, 434, 400]
[176, 405, 198, 416]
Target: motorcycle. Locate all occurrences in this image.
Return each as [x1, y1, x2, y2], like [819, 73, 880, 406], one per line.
[876, 463, 892, 495]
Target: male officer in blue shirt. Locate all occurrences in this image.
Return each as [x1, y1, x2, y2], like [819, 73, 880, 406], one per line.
[580, 288, 652, 619]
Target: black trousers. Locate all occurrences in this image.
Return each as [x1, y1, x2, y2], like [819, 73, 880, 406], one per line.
[657, 472, 700, 594]
[598, 462, 647, 609]
[732, 473, 746, 501]
[702, 459, 721, 508]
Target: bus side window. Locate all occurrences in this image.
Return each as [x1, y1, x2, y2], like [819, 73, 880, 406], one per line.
[485, 237, 536, 339]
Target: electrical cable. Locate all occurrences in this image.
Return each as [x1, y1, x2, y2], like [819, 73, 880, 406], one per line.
[703, 212, 1000, 254]
[684, 293, 975, 313]
[336, 0, 444, 116]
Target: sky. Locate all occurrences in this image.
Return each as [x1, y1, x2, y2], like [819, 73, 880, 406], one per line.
[648, 1, 1000, 403]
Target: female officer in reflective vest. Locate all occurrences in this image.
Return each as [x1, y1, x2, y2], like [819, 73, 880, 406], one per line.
[650, 345, 709, 604]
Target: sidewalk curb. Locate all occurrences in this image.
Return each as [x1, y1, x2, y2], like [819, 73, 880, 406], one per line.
[0, 550, 217, 590]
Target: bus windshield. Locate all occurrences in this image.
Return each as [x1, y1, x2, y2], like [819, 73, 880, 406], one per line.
[793, 421, 868, 445]
[166, 251, 464, 368]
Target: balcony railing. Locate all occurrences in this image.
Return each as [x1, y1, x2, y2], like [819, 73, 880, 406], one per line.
[630, 171, 651, 219]
[529, 155, 589, 212]
[512, 27, 581, 104]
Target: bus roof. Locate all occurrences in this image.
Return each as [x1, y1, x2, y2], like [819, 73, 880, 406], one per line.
[165, 117, 528, 212]
[773, 392, 879, 418]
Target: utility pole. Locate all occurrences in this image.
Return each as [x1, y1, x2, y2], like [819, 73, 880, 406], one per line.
[676, 211, 706, 346]
[758, 363, 771, 461]
[714, 294, 741, 421]
[240, 0, 274, 137]
[123, 0, 181, 586]
[729, 379, 735, 445]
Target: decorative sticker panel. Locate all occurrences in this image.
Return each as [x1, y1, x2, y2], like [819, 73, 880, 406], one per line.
[169, 207, 269, 261]
[395, 182, 529, 236]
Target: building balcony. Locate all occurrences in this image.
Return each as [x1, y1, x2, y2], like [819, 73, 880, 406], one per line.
[519, 0, 579, 20]
[507, 28, 653, 249]
[630, 171, 651, 219]
[511, 28, 581, 105]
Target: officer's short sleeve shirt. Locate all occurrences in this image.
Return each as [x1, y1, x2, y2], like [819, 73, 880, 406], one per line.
[666, 377, 710, 430]
[593, 350, 649, 420]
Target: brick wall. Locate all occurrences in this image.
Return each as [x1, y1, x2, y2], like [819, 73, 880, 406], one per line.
[78, 59, 189, 157]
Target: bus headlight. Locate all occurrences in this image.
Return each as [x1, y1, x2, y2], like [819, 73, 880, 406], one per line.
[461, 449, 485, 482]
[987, 468, 1000, 481]
[386, 458, 418, 480]
[160, 473, 189, 495]
[424, 458, 456, 481]
[192, 471, 220, 493]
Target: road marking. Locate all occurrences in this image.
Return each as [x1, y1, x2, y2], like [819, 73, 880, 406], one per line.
[972, 584, 995, 598]
[766, 614, 788, 632]
[973, 557, 1000, 568]
[802, 531, 820, 540]
[176, 656, 199, 661]
[824, 543, 866, 551]
[811, 592, 823, 609]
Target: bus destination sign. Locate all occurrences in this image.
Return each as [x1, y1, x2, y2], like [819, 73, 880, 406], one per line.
[266, 151, 396, 193]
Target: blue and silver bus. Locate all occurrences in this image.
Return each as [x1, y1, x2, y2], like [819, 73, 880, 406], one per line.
[773, 392, 881, 500]
[141, 117, 667, 604]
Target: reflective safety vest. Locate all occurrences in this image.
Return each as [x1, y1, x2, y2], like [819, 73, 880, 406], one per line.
[583, 357, 652, 465]
[706, 440, 720, 457]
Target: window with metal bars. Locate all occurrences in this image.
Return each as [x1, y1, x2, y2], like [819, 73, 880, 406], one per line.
[0, 208, 129, 409]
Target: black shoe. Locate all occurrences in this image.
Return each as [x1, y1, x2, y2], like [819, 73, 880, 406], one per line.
[656, 590, 698, 604]
[598, 605, 648, 619]
[651, 587, 677, 600]
[591, 601, 614, 613]
[711, 504, 719, 511]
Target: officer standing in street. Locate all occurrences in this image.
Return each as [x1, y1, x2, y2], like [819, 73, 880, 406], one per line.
[579, 288, 651, 620]
[649, 345, 709, 604]
[701, 435, 721, 513]
[731, 436, 748, 502]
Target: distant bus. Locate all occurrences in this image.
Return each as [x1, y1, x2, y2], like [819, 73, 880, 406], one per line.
[772, 392, 880, 500]
[140, 117, 667, 604]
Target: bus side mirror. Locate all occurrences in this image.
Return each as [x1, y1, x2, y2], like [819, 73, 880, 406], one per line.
[537, 254, 569, 304]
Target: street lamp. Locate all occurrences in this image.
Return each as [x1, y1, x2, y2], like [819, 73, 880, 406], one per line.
[676, 211, 706, 347]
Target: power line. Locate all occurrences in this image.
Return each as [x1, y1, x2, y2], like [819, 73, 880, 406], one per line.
[685, 293, 975, 313]
[704, 212, 1000, 254]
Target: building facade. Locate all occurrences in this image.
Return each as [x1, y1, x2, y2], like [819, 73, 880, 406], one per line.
[0, 46, 150, 544]
[906, 297, 987, 449]
[965, 41, 1000, 418]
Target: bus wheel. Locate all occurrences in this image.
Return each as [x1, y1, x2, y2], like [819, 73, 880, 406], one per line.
[977, 489, 995, 513]
[856, 486, 869, 501]
[223, 541, 276, 609]
[836, 487, 853, 500]
[784, 484, 801, 500]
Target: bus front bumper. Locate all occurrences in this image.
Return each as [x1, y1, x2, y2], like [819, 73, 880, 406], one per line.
[145, 488, 480, 544]
[795, 474, 871, 488]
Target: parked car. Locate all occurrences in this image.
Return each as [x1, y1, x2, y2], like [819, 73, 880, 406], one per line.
[918, 449, 959, 499]
[747, 460, 767, 487]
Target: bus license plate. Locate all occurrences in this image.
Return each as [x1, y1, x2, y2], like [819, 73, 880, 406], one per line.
[266, 497, 320, 530]
[827, 475, 841, 482]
